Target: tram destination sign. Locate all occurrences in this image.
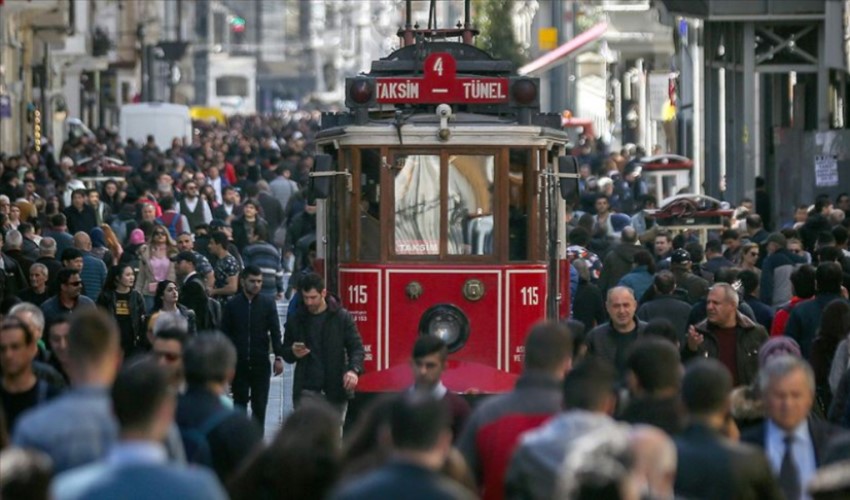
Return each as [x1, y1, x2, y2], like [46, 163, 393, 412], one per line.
[375, 53, 509, 105]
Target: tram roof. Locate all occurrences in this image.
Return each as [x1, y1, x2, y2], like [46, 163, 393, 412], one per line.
[316, 112, 568, 148]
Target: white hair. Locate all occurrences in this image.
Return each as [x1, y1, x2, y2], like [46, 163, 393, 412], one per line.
[758, 354, 815, 396]
[709, 282, 739, 308]
[30, 263, 48, 277]
[5, 230, 22, 249]
[9, 302, 45, 337]
[153, 311, 188, 336]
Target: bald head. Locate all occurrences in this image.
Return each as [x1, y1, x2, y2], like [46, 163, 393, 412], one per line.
[630, 425, 677, 498]
[621, 226, 638, 244]
[73, 232, 92, 251]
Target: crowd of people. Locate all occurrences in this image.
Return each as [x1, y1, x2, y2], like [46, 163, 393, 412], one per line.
[3, 115, 850, 499]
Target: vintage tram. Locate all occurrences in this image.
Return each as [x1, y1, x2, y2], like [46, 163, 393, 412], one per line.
[311, 1, 576, 394]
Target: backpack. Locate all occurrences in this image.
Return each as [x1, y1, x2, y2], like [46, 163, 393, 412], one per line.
[180, 409, 233, 467]
[2, 255, 25, 299]
[207, 296, 222, 330]
[158, 212, 182, 239]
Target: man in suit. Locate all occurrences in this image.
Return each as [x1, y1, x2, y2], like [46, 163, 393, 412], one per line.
[741, 355, 845, 500]
[52, 358, 227, 500]
[330, 392, 474, 500]
[174, 251, 211, 331]
[674, 358, 783, 500]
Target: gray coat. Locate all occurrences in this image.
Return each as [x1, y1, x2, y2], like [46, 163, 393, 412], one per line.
[505, 411, 623, 500]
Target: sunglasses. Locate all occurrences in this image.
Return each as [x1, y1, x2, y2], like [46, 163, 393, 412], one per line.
[154, 231, 167, 236]
[748, 251, 759, 256]
[66, 281, 83, 287]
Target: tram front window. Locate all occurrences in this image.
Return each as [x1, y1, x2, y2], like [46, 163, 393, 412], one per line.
[447, 155, 495, 255]
[394, 155, 441, 255]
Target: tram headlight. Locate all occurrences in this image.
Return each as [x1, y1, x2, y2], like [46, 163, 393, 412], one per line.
[510, 78, 538, 106]
[349, 79, 373, 104]
[419, 304, 470, 353]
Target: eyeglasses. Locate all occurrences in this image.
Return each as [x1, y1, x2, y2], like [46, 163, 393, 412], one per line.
[66, 281, 83, 287]
[154, 351, 181, 362]
[154, 231, 167, 237]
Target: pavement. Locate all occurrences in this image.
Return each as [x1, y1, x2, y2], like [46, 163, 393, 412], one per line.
[262, 286, 295, 440]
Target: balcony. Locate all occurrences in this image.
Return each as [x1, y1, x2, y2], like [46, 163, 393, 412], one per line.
[659, 0, 826, 20]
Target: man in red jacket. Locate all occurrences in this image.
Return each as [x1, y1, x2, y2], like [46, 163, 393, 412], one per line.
[457, 322, 573, 500]
[771, 265, 815, 336]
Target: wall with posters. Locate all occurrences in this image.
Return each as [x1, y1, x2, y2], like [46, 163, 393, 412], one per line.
[774, 128, 850, 225]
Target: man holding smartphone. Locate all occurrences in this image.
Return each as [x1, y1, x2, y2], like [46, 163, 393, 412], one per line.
[282, 272, 365, 423]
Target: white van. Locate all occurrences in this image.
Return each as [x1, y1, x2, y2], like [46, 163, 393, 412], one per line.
[119, 103, 192, 149]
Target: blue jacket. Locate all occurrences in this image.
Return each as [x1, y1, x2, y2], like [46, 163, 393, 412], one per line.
[241, 242, 284, 296]
[332, 461, 475, 500]
[760, 249, 806, 307]
[13, 386, 117, 474]
[618, 266, 654, 300]
[785, 292, 848, 359]
[52, 444, 226, 500]
[81, 252, 108, 300]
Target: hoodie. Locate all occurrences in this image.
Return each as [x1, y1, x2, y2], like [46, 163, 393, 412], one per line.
[598, 242, 644, 293]
[504, 411, 622, 500]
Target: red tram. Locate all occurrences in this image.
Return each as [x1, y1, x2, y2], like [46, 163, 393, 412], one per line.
[311, 1, 575, 394]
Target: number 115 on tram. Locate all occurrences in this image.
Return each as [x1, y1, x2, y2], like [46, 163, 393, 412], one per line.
[310, 42, 579, 396]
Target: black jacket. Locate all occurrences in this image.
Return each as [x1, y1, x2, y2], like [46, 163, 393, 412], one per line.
[682, 312, 768, 386]
[282, 296, 365, 404]
[221, 291, 283, 363]
[96, 289, 147, 352]
[618, 396, 684, 435]
[636, 295, 692, 342]
[598, 243, 644, 294]
[180, 274, 210, 330]
[232, 217, 269, 253]
[63, 204, 97, 234]
[675, 423, 783, 500]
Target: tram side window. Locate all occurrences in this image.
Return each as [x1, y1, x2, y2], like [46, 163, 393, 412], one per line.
[359, 149, 382, 261]
[394, 155, 441, 256]
[509, 149, 530, 261]
[447, 155, 495, 255]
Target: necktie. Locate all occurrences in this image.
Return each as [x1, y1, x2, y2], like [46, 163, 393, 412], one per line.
[779, 434, 801, 500]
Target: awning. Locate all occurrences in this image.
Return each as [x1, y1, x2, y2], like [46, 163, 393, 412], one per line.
[518, 22, 609, 76]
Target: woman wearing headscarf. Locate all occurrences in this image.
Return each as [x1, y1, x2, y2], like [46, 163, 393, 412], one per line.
[89, 227, 113, 267]
[119, 228, 146, 274]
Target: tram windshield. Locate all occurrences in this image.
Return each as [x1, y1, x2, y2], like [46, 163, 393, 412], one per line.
[394, 154, 441, 255]
[447, 155, 495, 255]
[392, 154, 496, 256]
